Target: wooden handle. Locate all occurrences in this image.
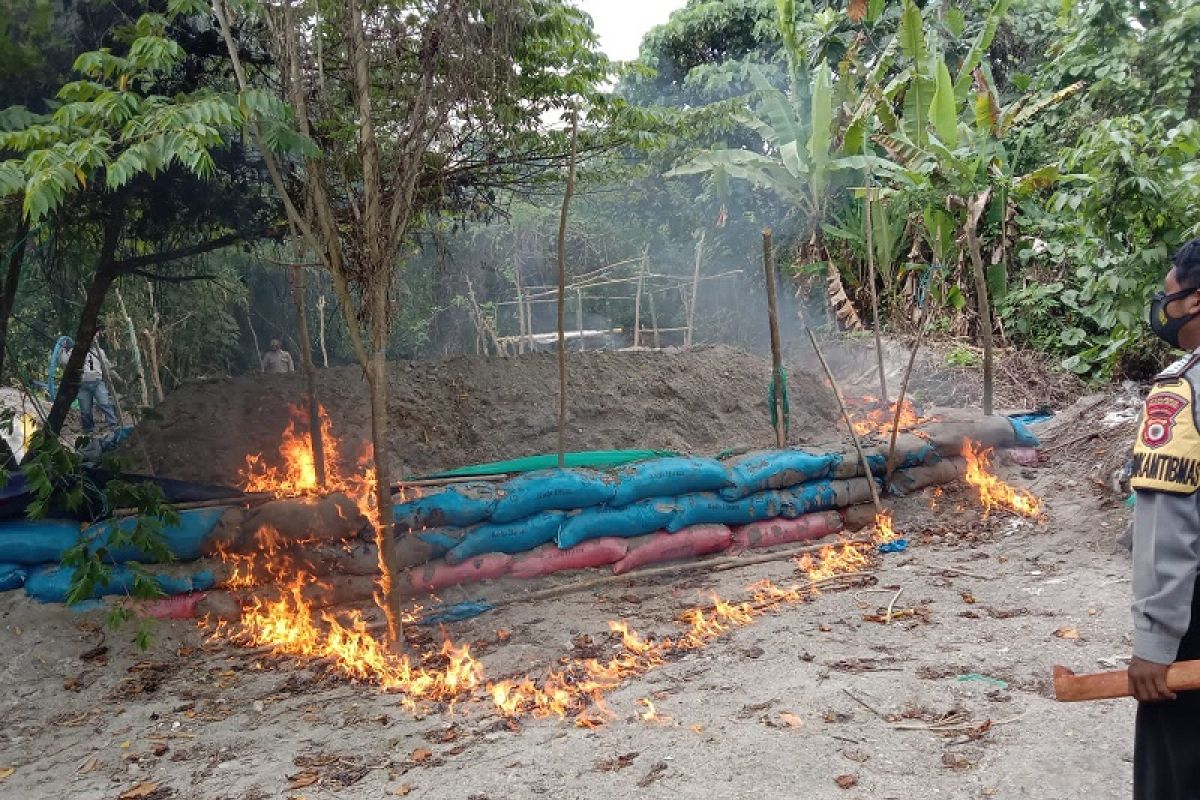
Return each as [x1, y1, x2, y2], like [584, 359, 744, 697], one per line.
[1053, 660, 1200, 702]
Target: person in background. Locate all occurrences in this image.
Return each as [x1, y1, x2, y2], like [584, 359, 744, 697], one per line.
[261, 339, 295, 374]
[1127, 236, 1200, 799]
[58, 324, 121, 433]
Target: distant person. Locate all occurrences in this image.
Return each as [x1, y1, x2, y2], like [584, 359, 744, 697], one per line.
[59, 325, 121, 433]
[261, 339, 295, 374]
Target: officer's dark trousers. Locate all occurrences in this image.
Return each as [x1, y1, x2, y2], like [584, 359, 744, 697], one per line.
[1135, 576, 1200, 799]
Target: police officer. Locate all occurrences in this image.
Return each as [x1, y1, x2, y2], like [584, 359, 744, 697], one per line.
[1129, 236, 1200, 799]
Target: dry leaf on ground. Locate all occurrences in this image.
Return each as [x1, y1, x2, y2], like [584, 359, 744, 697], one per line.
[288, 771, 319, 789]
[1054, 627, 1080, 640]
[119, 783, 159, 800]
[391, 784, 412, 796]
[0, 767, 14, 780]
[779, 713, 804, 729]
[835, 774, 858, 789]
[410, 748, 433, 764]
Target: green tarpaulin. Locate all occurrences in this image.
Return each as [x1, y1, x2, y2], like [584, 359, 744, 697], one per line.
[418, 450, 678, 480]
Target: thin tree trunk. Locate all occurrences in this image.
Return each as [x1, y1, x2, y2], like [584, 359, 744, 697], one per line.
[964, 190, 994, 416]
[114, 286, 149, 407]
[648, 284, 660, 348]
[576, 288, 583, 344]
[0, 217, 31, 468]
[556, 113, 579, 467]
[246, 306, 263, 371]
[290, 262, 326, 488]
[686, 229, 705, 347]
[315, 294, 329, 367]
[865, 182, 888, 403]
[47, 209, 123, 436]
[513, 252, 527, 355]
[144, 281, 165, 404]
[366, 284, 402, 642]
[762, 230, 786, 447]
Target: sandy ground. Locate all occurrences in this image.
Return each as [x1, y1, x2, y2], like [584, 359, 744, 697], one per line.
[0, 461, 1140, 800]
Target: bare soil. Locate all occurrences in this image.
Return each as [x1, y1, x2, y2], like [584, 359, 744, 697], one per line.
[1, 346, 1141, 800]
[123, 345, 842, 484]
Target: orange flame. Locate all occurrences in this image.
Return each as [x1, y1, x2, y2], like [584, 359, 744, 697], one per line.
[962, 440, 1043, 519]
[871, 510, 898, 544]
[847, 396, 931, 438]
[241, 403, 379, 522]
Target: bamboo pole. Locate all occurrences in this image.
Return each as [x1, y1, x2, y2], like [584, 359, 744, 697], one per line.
[556, 112, 578, 467]
[113, 286, 149, 408]
[633, 246, 647, 348]
[963, 190, 994, 415]
[864, 167, 888, 403]
[686, 229, 705, 347]
[806, 329, 883, 514]
[315, 294, 329, 368]
[762, 229, 786, 447]
[884, 308, 933, 489]
[648, 283, 660, 348]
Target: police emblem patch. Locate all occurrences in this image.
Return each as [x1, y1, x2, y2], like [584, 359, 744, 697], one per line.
[1142, 392, 1189, 448]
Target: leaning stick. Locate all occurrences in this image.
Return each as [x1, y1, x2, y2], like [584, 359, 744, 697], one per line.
[1053, 661, 1200, 702]
[884, 311, 933, 489]
[807, 329, 884, 514]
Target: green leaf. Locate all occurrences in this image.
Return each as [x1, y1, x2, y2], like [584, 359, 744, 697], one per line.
[808, 61, 833, 202]
[898, 0, 927, 62]
[953, 0, 1014, 100]
[903, 76, 934, 148]
[930, 57, 957, 149]
[945, 7, 966, 37]
[747, 65, 802, 149]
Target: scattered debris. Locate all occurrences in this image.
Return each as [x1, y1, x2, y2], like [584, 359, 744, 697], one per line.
[594, 753, 638, 773]
[637, 761, 668, 788]
[835, 774, 859, 789]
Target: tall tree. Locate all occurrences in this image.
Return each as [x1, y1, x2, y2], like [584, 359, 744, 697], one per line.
[208, 0, 613, 643]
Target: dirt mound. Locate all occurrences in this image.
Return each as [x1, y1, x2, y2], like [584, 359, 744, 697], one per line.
[125, 345, 841, 486]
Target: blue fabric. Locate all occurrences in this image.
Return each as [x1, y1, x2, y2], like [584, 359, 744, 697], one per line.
[415, 601, 494, 625]
[722, 450, 844, 499]
[0, 563, 27, 591]
[0, 519, 83, 564]
[1008, 411, 1053, 427]
[84, 507, 226, 562]
[556, 499, 677, 549]
[489, 469, 614, 524]
[413, 528, 467, 558]
[1008, 418, 1041, 447]
[393, 482, 499, 529]
[878, 538, 909, 553]
[667, 490, 792, 532]
[445, 511, 566, 564]
[610, 457, 731, 507]
[25, 564, 216, 603]
[863, 442, 938, 475]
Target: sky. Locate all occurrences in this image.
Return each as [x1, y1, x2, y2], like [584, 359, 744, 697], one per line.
[576, 0, 687, 61]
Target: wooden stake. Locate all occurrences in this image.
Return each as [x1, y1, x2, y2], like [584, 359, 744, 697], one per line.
[864, 178, 888, 403]
[762, 229, 786, 447]
[964, 189, 994, 415]
[884, 307, 933, 488]
[633, 246, 647, 348]
[556, 112, 578, 467]
[807, 329, 883, 514]
[686, 229, 705, 347]
[315, 294, 329, 368]
[648, 283, 660, 348]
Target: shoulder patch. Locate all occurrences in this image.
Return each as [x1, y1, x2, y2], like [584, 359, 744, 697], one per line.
[1131, 378, 1200, 494]
[1155, 353, 1200, 382]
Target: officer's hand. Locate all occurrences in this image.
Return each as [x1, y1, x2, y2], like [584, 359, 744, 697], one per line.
[1129, 656, 1176, 702]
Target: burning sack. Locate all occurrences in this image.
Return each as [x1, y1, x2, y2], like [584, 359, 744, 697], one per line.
[488, 468, 614, 524]
[611, 525, 733, 575]
[510, 538, 629, 579]
[236, 493, 367, 551]
[610, 456, 732, 506]
[731, 511, 843, 551]
[555, 499, 677, 549]
[918, 411, 1037, 456]
[887, 458, 966, 495]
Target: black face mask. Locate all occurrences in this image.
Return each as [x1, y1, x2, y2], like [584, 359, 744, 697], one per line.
[1149, 288, 1200, 349]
